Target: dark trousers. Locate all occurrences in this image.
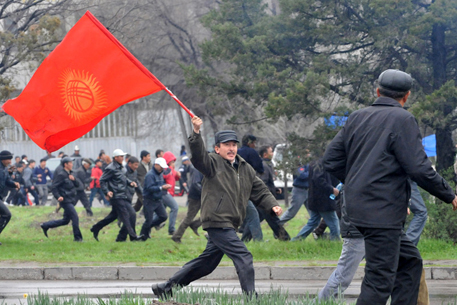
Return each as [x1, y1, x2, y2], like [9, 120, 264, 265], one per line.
[92, 207, 117, 231]
[356, 227, 422, 305]
[166, 228, 255, 294]
[110, 198, 137, 239]
[173, 197, 201, 239]
[76, 191, 92, 214]
[0, 200, 11, 236]
[42, 202, 83, 241]
[140, 198, 168, 238]
[28, 188, 40, 205]
[257, 207, 290, 241]
[7, 188, 25, 206]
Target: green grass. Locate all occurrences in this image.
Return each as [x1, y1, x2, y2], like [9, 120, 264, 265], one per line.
[20, 289, 356, 305]
[1, 204, 457, 265]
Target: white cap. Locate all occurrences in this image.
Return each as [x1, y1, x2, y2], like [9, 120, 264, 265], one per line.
[182, 156, 189, 162]
[155, 157, 169, 169]
[113, 149, 127, 157]
[75, 145, 80, 150]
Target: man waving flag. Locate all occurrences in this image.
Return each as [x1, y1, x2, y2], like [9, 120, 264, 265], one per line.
[2, 11, 188, 152]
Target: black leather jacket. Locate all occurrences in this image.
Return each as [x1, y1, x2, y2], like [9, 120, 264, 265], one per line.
[100, 161, 132, 200]
[52, 169, 79, 205]
[125, 164, 142, 203]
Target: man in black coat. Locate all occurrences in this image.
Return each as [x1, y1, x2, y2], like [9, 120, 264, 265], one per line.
[41, 157, 83, 241]
[91, 156, 142, 241]
[99, 149, 142, 242]
[0, 151, 20, 245]
[74, 159, 93, 216]
[323, 69, 457, 305]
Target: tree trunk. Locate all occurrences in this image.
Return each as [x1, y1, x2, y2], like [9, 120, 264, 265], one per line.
[431, 24, 455, 174]
[435, 127, 455, 173]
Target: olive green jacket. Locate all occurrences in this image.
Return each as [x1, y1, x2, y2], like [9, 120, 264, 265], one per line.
[189, 132, 277, 230]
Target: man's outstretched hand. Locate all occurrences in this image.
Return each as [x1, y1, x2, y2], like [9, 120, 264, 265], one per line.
[272, 206, 282, 216]
[192, 116, 203, 134]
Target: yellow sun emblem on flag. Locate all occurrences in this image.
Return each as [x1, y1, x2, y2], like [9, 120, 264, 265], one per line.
[59, 69, 107, 121]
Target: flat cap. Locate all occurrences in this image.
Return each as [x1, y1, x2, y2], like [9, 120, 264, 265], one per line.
[215, 130, 239, 144]
[378, 69, 412, 92]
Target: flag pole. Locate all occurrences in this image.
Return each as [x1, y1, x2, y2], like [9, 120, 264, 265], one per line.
[164, 87, 194, 118]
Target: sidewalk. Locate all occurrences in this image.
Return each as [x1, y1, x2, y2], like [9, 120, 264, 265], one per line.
[2, 261, 457, 281]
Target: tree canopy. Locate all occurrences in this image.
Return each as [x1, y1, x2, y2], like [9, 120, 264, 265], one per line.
[184, 0, 457, 174]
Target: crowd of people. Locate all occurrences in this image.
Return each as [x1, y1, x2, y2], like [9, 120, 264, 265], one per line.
[0, 69, 456, 304]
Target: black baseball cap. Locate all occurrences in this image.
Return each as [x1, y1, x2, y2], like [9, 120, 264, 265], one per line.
[378, 69, 412, 92]
[215, 130, 239, 144]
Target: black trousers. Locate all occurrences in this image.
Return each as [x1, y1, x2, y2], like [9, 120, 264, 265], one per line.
[110, 198, 137, 239]
[0, 200, 11, 236]
[76, 191, 92, 214]
[92, 207, 117, 232]
[28, 188, 40, 205]
[356, 227, 422, 305]
[140, 198, 167, 238]
[166, 228, 255, 294]
[42, 202, 83, 241]
[173, 197, 201, 239]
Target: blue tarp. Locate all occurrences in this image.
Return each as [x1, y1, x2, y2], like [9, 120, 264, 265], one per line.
[325, 115, 348, 128]
[422, 134, 436, 157]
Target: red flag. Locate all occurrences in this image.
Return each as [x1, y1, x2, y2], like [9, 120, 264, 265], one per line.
[2, 11, 166, 152]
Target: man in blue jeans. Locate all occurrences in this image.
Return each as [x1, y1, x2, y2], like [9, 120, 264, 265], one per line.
[291, 159, 340, 241]
[238, 134, 264, 242]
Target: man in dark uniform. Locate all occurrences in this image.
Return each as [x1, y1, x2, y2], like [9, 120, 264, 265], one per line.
[74, 158, 93, 216]
[99, 149, 142, 242]
[323, 69, 457, 305]
[0, 151, 20, 245]
[151, 116, 283, 299]
[90, 156, 142, 241]
[41, 157, 83, 241]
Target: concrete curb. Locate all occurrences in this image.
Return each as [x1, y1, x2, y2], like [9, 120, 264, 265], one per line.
[0, 266, 453, 281]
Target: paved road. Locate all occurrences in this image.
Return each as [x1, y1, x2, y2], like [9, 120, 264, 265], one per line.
[2, 279, 457, 305]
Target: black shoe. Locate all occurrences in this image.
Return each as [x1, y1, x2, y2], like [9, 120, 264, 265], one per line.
[90, 227, 99, 242]
[86, 209, 93, 217]
[130, 235, 144, 242]
[151, 282, 172, 300]
[154, 222, 165, 231]
[168, 230, 175, 236]
[41, 224, 49, 238]
[0, 241, 2, 245]
[74, 239, 83, 242]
